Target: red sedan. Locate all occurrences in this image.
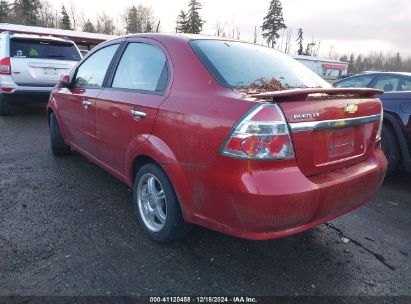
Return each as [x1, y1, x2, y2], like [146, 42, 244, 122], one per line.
[47, 34, 387, 242]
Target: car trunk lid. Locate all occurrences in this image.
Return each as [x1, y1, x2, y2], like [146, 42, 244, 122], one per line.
[252, 88, 383, 176]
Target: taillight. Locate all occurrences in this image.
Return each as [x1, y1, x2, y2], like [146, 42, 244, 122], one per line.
[221, 103, 295, 160]
[0, 57, 11, 75]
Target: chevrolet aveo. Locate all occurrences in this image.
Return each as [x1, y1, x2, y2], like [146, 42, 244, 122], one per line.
[47, 34, 387, 242]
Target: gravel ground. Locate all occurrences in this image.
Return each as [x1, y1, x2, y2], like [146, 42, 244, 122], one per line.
[0, 103, 410, 297]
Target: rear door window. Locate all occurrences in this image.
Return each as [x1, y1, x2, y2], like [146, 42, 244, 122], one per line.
[111, 43, 169, 93]
[399, 78, 411, 91]
[373, 76, 401, 92]
[74, 44, 119, 88]
[10, 38, 81, 61]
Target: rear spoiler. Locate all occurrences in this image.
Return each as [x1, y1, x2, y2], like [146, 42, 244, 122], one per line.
[251, 88, 383, 102]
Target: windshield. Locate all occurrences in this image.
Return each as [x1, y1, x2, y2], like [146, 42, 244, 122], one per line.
[10, 38, 81, 61]
[190, 40, 331, 89]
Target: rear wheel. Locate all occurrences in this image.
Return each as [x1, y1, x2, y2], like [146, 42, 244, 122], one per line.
[381, 124, 400, 175]
[49, 112, 71, 156]
[0, 95, 11, 116]
[133, 163, 191, 242]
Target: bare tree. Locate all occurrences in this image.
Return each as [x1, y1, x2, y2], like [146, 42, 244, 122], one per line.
[68, 1, 78, 30]
[253, 26, 257, 44]
[284, 27, 292, 54]
[38, 0, 56, 28]
[214, 20, 226, 37]
[96, 12, 115, 35]
[235, 26, 240, 40]
[314, 41, 321, 57]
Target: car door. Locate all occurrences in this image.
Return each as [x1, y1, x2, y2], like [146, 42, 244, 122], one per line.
[57, 43, 120, 157]
[95, 39, 171, 176]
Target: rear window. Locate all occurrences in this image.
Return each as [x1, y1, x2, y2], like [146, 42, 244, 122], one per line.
[190, 40, 330, 89]
[10, 38, 81, 61]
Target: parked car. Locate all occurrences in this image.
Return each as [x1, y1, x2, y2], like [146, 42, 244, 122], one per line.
[0, 32, 82, 115]
[334, 72, 411, 175]
[47, 34, 387, 242]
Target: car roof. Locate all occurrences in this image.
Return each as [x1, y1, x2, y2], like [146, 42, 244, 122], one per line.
[5, 32, 75, 44]
[359, 71, 411, 77]
[336, 71, 411, 83]
[118, 32, 251, 44]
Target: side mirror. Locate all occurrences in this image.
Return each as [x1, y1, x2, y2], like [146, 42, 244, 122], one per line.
[59, 74, 71, 87]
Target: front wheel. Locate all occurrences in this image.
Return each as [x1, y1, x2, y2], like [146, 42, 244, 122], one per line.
[133, 163, 191, 242]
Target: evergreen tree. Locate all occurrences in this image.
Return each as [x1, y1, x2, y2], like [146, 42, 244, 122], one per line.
[348, 54, 355, 73]
[123, 5, 154, 34]
[296, 28, 304, 55]
[393, 52, 402, 71]
[82, 19, 96, 33]
[355, 54, 363, 73]
[145, 20, 153, 33]
[339, 55, 348, 62]
[14, 0, 41, 25]
[124, 5, 140, 33]
[0, 0, 11, 22]
[261, 0, 287, 48]
[186, 0, 204, 34]
[176, 10, 189, 33]
[362, 57, 369, 71]
[304, 42, 315, 56]
[60, 5, 72, 30]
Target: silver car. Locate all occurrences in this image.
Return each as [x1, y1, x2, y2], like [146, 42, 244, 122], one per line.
[0, 32, 81, 115]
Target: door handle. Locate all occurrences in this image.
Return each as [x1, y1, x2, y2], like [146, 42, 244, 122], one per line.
[82, 100, 92, 108]
[130, 110, 147, 119]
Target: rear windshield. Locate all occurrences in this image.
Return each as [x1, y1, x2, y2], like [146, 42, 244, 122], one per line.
[10, 38, 81, 61]
[190, 40, 330, 89]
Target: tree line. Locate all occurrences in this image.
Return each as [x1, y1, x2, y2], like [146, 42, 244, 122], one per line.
[0, 0, 409, 73]
[0, 0, 204, 35]
[0, 0, 158, 35]
[338, 52, 411, 74]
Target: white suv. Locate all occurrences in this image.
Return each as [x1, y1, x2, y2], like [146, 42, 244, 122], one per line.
[0, 32, 81, 115]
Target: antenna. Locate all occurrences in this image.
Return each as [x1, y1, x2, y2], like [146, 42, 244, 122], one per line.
[156, 20, 160, 33]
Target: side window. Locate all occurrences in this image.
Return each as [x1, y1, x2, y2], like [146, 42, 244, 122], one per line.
[112, 43, 168, 93]
[334, 75, 374, 88]
[399, 78, 411, 91]
[74, 44, 119, 88]
[373, 76, 401, 92]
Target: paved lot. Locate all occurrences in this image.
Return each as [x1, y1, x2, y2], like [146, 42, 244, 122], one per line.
[0, 103, 410, 296]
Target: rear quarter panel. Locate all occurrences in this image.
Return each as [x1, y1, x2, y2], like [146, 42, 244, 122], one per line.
[380, 92, 411, 150]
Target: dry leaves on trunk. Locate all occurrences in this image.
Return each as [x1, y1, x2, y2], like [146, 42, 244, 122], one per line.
[235, 78, 285, 96]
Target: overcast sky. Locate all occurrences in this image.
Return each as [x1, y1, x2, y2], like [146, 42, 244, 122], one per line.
[53, 0, 411, 57]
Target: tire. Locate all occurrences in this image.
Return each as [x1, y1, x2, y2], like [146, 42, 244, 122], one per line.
[0, 95, 11, 116]
[133, 163, 192, 242]
[49, 112, 71, 156]
[381, 124, 400, 175]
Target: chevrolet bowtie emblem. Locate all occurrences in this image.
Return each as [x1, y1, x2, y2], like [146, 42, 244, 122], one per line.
[344, 104, 358, 114]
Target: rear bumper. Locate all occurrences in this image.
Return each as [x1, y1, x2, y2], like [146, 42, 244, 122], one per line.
[1, 90, 52, 103]
[181, 147, 387, 240]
